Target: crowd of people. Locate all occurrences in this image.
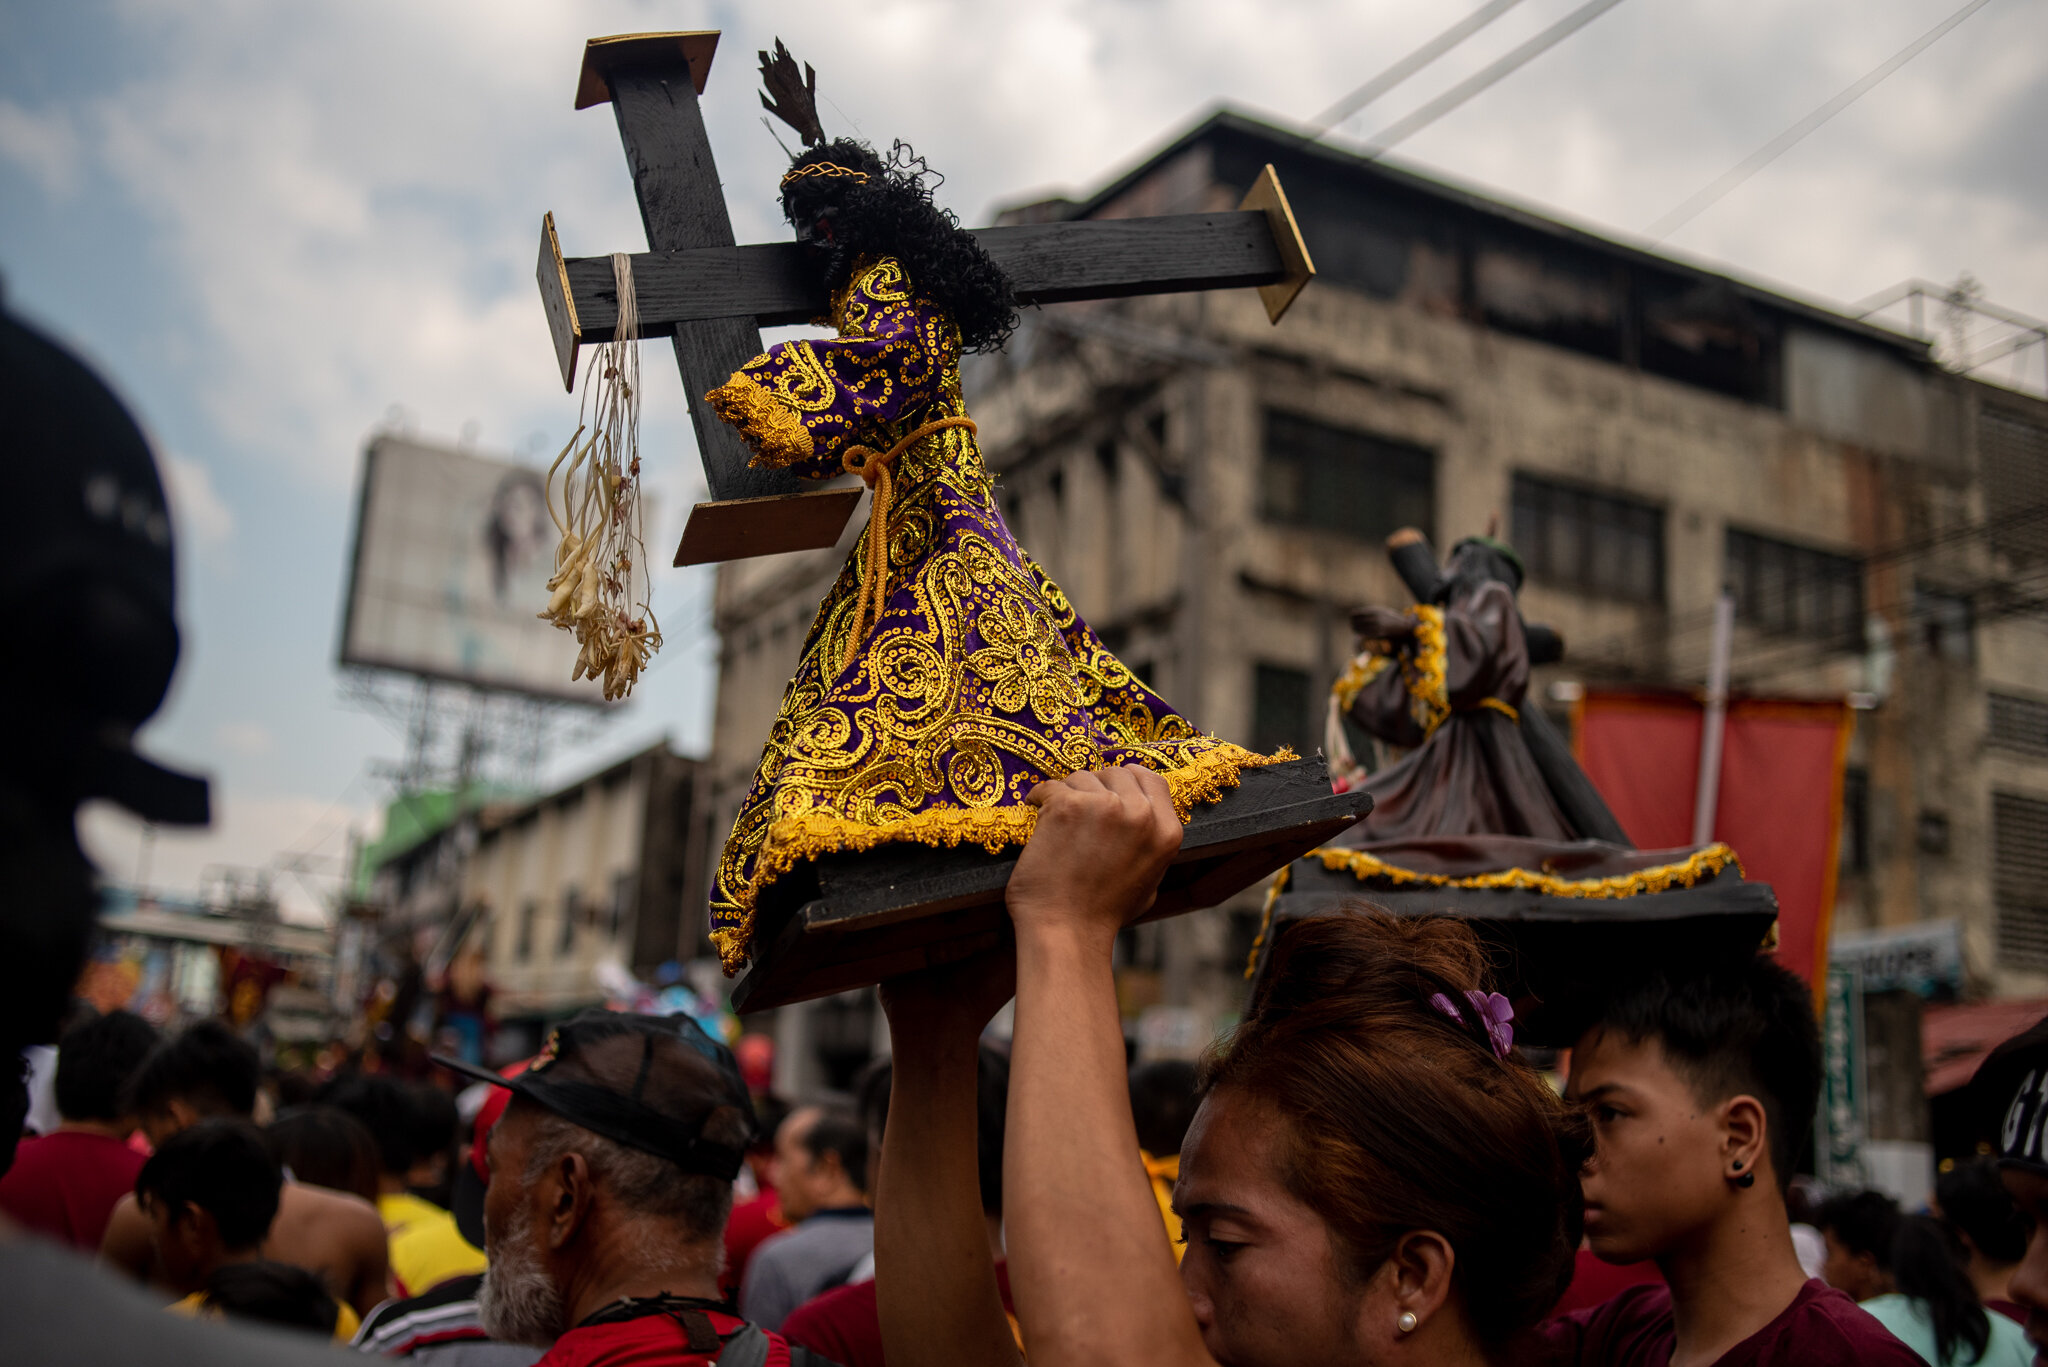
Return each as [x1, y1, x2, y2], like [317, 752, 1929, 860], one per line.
[12, 288, 2048, 1367]
[8, 764, 2048, 1366]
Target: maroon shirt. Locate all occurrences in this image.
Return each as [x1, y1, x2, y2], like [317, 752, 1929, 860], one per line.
[1550, 1248, 1664, 1319]
[0, 1129, 146, 1251]
[780, 1264, 1016, 1367]
[1538, 1278, 1922, 1366]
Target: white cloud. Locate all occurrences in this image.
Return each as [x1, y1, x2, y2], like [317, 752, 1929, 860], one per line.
[0, 98, 81, 196]
[159, 452, 234, 550]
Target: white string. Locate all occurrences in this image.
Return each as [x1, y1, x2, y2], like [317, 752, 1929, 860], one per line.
[540, 253, 660, 700]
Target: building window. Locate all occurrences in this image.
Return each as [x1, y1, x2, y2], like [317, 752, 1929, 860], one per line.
[1982, 408, 2048, 563]
[609, 873, 635, 941]
[557, 887, 580, 955]
[1915, 584, 1975, 662]
[515, 900, 537, 962]
[1994, 791, 2048, 973]
[1990, 693, 2048, 757]
[1725, 528, 1864, 649]
[1839, 766, 1870, 875]
[1095, 438, 1119, 484]
[1252, 663, 1314, 758]
[1260, 411, 1435, 544]
[1510, 474, 1665, 604]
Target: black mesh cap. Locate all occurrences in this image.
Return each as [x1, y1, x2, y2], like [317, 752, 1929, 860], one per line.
[433, 1010, 754, 1182]
[1969, 1013, 2048, 1175]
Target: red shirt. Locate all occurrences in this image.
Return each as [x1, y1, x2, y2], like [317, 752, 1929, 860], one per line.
[721, 1193, 791, 1300]
[781, 1264, 1016, 1367]
[536, 1309, 802, 1367]
[1538, 1279, 1921, 1365]
[1549, 1248, 1665, 1319]
[0, 1129, 147, 1251]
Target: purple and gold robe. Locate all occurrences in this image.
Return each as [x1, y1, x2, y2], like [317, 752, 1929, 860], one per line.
[702, 256, 1277, 971]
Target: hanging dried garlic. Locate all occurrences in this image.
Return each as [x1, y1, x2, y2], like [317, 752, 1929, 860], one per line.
[540, 252, 660, 701]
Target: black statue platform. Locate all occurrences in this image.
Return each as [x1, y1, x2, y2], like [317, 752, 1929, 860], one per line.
[732, 757, 1372, 1012]
[1251, 845, 1780, 1046]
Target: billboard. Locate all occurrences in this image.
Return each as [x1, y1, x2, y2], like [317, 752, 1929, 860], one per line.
[339, 434, 625, 703]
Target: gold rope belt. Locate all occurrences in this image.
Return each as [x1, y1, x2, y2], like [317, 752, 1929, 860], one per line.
[839, 416, 978, 670]
[1419, 693, 1520, 740]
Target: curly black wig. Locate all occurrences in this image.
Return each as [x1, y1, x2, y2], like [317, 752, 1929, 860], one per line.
[781, 139, 1018, 354]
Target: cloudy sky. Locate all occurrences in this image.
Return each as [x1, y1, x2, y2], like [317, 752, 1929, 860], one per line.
[3, 0, 2041, 919]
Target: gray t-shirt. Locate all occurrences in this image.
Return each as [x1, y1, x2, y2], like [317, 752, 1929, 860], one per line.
[738, 1209, 874, 1332]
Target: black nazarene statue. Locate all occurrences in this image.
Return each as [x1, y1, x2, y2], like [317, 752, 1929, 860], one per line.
[698, 45, 1291, 974]
[1255, 527, 1780, 1041]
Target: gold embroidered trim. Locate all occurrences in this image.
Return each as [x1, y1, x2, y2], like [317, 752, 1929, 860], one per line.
[1405, 605, 1450, 738]
[714, 742, 1290, 972]
[705, 372, 815, 466]
[1309, 842, 1743, 897]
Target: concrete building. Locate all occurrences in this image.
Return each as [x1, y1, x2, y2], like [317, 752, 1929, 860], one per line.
[466, 740, 700, 1049]
[702, 110, 2048, 1073]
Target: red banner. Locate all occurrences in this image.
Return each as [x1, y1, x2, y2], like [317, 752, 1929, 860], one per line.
[1576, 692, 1852, 985]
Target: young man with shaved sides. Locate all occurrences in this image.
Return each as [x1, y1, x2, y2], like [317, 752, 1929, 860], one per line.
[1541, 960, 1917, 1366]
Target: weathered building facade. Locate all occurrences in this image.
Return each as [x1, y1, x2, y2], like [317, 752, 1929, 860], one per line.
[702, 111, 2048, 1058]
[466, 741, 699, 1045]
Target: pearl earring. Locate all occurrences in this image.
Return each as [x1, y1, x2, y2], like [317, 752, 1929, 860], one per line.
[1397, 1311, 1418, 1334]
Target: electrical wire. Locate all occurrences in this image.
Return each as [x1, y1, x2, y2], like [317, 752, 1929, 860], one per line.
[1309, 0, 1528, 138]
[1646, 0, 2002, 239]
[1355, 0, 1633, 159]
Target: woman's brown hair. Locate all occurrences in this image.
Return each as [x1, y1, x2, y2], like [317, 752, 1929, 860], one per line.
[1205, 910, 1590, 1345]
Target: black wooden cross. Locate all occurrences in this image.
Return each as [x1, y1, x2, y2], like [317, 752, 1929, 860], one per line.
[538, 30, 1315, 567]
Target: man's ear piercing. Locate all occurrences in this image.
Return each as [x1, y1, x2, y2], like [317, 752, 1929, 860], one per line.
[1397, 1311, 1418, 1334]
[1732, 1163, 1756, 1189]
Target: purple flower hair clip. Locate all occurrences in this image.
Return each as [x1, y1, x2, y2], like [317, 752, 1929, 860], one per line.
[1429, 989, 1515, 1060]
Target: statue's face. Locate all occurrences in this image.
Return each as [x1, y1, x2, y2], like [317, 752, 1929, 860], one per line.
[784, 193, 840, 272]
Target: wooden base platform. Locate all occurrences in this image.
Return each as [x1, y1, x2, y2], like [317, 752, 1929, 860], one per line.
[1253, 857, 1781, 1046]
[730, 756, 1373, 1013]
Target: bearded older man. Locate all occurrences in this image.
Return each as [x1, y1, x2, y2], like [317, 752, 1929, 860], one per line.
[435, 1012, 840, 1367]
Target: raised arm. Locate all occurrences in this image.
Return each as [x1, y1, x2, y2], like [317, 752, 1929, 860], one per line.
[705, 256, 957, 480]
[874, 956, 1021, 1367]
[1003, 768, 1215, 1367]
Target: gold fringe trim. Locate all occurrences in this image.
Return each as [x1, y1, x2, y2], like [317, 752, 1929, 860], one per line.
[1309, 841, 1743, 898]
[705, 373, 815, 467]
[1244, 864, 1290, 981]
[1405, 605, 1450, 739]
[715, 743, 1289, 973]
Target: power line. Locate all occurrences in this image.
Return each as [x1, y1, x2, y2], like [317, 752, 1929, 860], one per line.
[1309, 0, 1528, 138]
[1646, 0, 2002, 239]
[1355, 0, 1633, 159]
